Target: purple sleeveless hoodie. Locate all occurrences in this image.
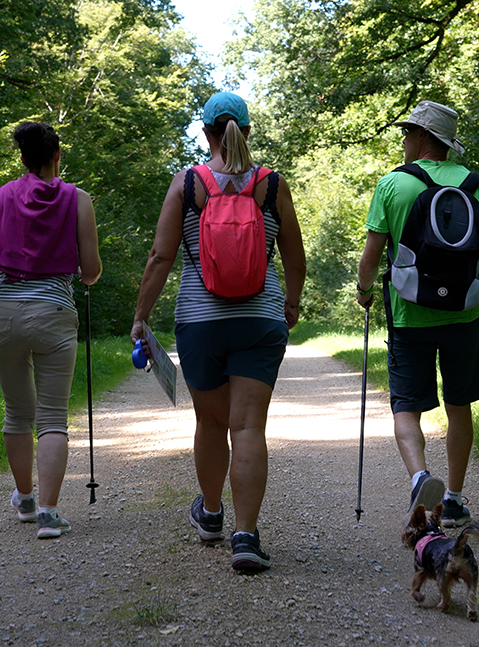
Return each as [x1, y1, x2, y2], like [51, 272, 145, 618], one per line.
[0, 173, 78, 280]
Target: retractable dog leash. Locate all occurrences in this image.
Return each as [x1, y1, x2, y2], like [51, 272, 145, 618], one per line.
[85, 285, 99, 504]
[355, 304, 370, 522]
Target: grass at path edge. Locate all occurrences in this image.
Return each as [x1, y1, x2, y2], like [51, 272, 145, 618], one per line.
[289, 320, 479, 455]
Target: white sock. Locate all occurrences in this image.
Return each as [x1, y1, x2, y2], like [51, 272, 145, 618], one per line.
[444, 489, 462, 505]
[38, 506, 57, 517]
[203, 506, 221, 516]
[233, 531, 255, 537]
[412, 470, 428, 490]
[15, 488, 34, 501]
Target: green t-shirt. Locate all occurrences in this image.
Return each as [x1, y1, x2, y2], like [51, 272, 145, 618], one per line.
[366, 159, 479, 327]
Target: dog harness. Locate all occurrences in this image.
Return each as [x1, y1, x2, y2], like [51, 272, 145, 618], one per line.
[415, 534, 446, 564]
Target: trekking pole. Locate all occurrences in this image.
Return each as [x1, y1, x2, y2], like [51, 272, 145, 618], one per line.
[84, 285, 99, 504]
[355, 303, 371, 522]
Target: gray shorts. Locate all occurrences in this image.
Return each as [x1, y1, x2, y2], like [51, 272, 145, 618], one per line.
[388, 317, 479, 413]
[0, 300, 79, 436]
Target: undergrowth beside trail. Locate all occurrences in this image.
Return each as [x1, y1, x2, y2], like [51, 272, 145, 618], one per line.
[289, 320, 479, 455]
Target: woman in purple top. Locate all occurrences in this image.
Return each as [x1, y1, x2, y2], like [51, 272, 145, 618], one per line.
[0, 122, 102, 539]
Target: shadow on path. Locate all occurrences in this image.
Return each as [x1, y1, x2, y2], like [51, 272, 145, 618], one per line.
[1, 344, 479, 646]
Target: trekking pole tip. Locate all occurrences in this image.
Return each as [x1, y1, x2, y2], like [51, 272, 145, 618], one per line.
[355, 508, 363, 522]
[86, 480, 99, 504]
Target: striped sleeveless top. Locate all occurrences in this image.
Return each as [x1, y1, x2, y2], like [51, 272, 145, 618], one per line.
[0, 273, 76, 311]
[175, 166, 285, 324]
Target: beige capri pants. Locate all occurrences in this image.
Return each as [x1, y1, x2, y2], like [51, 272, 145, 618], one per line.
[0, 300, 79, 437]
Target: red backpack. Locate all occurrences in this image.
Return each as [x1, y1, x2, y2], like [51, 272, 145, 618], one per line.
[187, 164, 274, 302]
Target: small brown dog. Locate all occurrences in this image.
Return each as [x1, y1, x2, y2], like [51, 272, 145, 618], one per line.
[402, 502, 479, 620]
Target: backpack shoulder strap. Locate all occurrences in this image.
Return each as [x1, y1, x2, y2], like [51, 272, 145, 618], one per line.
[192, 164, 220, 195]
[241, 167, 273, 197]
[193, 165, 273, 197]
[182, 168, 197, 219]
[392, 164, 437, 188]
[262, 172, 281, 225]
[382, 233, 398, 368]
[182, 169, 205, 285]
[459, 171, 479, 195]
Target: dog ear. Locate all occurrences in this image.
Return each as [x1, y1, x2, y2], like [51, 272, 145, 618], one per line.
[411, 504, 427, 528]
[431, 502, 444, 525]
[401, 504, 427, 547]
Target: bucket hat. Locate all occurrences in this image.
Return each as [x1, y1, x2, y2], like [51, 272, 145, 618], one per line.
[203, 92, 250, 128]
[393, 100, 464, 154]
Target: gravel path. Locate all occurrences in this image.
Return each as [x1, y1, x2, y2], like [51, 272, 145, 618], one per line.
[1, 343, 479, 647]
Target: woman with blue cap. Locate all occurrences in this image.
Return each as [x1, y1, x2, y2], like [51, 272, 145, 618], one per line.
[132, 92, 305, 571]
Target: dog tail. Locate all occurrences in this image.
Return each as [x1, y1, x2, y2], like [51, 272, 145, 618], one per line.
[453, 524, 479, 555]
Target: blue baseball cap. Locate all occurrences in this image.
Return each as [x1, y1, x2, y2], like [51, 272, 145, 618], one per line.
[203, 92, 250, 127]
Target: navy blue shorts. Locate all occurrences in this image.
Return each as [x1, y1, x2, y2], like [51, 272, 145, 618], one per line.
[175, 318, 289, 391]
[388, 318, 479, 414]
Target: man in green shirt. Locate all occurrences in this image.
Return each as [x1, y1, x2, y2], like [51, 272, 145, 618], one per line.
[356, 100, 479, 527]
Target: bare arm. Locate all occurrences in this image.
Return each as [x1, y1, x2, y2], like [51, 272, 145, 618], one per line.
[275, 175, 306, 329]
[77, 188, 102, 285]
[130, 171, 186, 344]
[356, 230, 388, 308]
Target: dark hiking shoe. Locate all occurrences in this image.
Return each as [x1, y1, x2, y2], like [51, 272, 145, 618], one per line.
[442, 498, 471, 528]
[231, 529, 270, 572]
[37, 513, 71, 539]
[409, 472, 444, 512]
[189, 495, 224, 542]
[11, 490, 38, 522]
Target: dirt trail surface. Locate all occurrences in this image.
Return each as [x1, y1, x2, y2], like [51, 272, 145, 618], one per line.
[1, 344, 479, 647]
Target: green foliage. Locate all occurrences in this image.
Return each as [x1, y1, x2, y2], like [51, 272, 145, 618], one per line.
[60, 2, 214, 336]
[0, 0, 216, 337]
[0, 0, 84, 126]
[69, 335, 135, 411]
[285, 144, 391, 327]
[227, 0, 479, 164]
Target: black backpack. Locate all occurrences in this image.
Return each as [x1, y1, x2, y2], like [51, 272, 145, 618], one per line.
[389, 164, 479, 311]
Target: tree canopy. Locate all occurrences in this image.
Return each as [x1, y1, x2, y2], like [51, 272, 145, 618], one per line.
[227, 0, 479, 167]
[1, 0, 215, 336]
[224, 0, 479, 326]
[3, 0, 479, 334]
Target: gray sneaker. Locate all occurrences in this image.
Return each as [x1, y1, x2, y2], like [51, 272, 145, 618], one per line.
[37, 512, 71, 539]
[189, 495, 224, 542]
[442, 498, 471, 528]
[409, 472, 445, 512]
[11, 490, 38, 522]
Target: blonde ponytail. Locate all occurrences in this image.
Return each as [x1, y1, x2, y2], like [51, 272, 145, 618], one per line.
[220, 119, 254, 174]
